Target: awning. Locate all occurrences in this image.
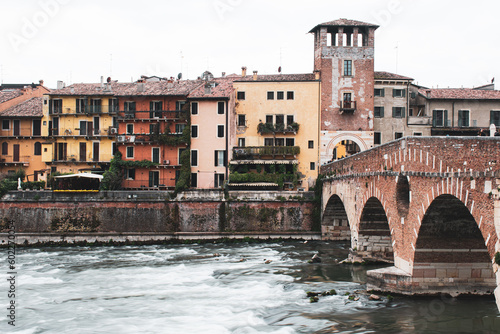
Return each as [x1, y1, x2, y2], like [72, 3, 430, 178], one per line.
[54, 173, 103, 180]
[229, 160, 298, 165]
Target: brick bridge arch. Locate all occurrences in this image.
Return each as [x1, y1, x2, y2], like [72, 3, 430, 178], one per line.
[321, 137, 500, 308]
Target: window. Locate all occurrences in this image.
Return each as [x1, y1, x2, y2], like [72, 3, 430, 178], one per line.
[393, 89, 406, 98]
[264, 138, 274, 146]
[152, 147, 160, 164]
[191, 102, 198, 115]
[267, 91, 274, 100]
[491, 111, 500, 127]
[75, 99, 86, 113]
[2, 142, 7, 155]
[310, 162, 316, 171]
[126, 168, 135, 180]
[191, 125, 198, 138]
[238, 115, 246, 127]
[79, 121, 88, 136]
[432, 110, 447, 127]
[237, 91, 245, 100]
[413, 132, 423, 136]
[191, 173, 198, 188]
[108, 98, 119, 112]
[34, 142, 41, 155]
[277, 91, 284, 100]
[287, 91, 294, 100]
[176, 101, 186, 111]
[178, 148, 185, 165]
[93, 116, 100, 135]
[394, 132, 403, 140]
[217, 125, 224, 138]
[308, 140, 314, 149]
[344, 60, 352, 76]
[175, 123, 186, 134]
[214, 150, 226, 167]
[126, 124, 134, 135]
[458, 110, 470, 127]
[374, 107, 384, 118]
[191, 150, 198, 167]
[126, 146, 134, 159]
[286, 115, 294, 125]
[343, 92, 352, 102]
[374, 132, 381, 145]
[90, 99, 102, 113]
[265, 115, 273, 124]
[392, 107, 405, 118]
[285, 138, 295, 146]
[275, 138, 285, 146]
[150, 101, 163, 118]
[2, 120, 9, 131]
[374, 88, 385, 97]
[217, 101, 225, 114]
[150, 123, 159, 134]
[124, 101, 136, 112]
[275, 114, 284, 125]
[50, 99, 62, 114]
[238, 138, 245, 147]
[149, 171, 159, 187]
[32, 120, 41, 136]
[214, 173, 225, 188]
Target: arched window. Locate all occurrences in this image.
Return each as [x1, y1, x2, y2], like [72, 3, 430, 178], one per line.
[34, 142, 42, 156]
[1, 142, 7, 155]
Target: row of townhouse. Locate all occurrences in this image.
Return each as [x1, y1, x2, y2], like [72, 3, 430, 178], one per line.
[1, 18, 500, 191]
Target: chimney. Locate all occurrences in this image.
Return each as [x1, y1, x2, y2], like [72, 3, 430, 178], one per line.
[241, 66, 247, 77]
[56, 80, 65, 90]
[205, 84, 211, 95]
[222, 72, 226, 77]
[426, 90, 431, 99]
[137, 79, 145, 92]
[314, 70, 320, 80]
[100, 76, 104, 88]
[39, 80, 44, 86]
[253, 70, 258, 81]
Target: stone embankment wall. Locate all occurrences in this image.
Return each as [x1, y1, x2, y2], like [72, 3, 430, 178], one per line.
[0, 190, 317, 244]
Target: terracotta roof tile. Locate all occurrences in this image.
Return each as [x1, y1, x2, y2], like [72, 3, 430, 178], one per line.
[0, 89, 23, 104]
[375, 71, 413, 81]
[235, 73, 317, 82]
[309, 18, 379, 32]
[0, 97, 43, 117]
[188, 77, 236, 99]
[418, 88, 500, 100]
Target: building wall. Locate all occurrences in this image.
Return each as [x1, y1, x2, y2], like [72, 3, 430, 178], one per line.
[427, 100, 500, 129]
[191, 100, 229, 188]
[233, 81, 320, 189]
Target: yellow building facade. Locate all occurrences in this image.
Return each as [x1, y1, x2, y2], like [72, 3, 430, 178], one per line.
[42, 84, 118, 175]
[231, 73, 320, 190]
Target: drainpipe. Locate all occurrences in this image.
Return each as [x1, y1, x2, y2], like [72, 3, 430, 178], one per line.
[452, 101, 455, 128]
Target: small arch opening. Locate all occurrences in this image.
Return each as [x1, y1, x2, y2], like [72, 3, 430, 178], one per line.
[396, 175, 410, 217]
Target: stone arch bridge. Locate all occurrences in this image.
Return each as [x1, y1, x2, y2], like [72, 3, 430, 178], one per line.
[320, 137, 500, 309]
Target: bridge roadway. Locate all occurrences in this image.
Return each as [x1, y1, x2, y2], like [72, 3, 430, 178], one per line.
[320, 136, 500, 309]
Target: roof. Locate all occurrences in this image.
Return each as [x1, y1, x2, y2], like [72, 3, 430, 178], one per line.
[0, 89, 23, 104]
[309, 18, 379, 33]
[54, 173, 103, 180]
[235, 73, 317, 82]
[188, 77, 236, 99]
[0, 97, 43, 118]
[50, 80, 204, 97]
[375, 71, 413, 81]
[418, 88, 500, 100]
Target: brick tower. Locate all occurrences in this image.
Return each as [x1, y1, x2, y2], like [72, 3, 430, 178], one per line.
[309, 19, 379, 164]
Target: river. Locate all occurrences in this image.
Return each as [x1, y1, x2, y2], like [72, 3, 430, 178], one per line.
[2, 241, 499, 333]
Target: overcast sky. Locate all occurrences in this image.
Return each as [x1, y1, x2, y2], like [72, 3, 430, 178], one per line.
[0, 0, 498, 89]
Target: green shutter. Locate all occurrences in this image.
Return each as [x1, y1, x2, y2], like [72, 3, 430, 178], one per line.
[402, 89, 406, 97]
[392, 89, 396, 97]
[381, 88, 385, 97]
[380, 107, 384, 117]
[401, 107, 405, 118]
[444, 110, 448, 127]
[458, 110, 463, 127]
[392, 107, 396, 117]
[432, 110, 437, 127]
[491, 110, 495, 126]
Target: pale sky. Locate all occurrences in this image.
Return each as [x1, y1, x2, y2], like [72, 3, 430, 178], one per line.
[0, 0, 498, 89]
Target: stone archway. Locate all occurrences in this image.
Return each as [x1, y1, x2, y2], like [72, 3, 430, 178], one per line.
[357, 197, 393, 262]
[413, 194, 495, 296]
[322, 194, 350, 240]
[324, 133, 370, 163]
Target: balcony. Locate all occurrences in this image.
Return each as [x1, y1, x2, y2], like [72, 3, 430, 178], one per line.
[257, 122, 299, 134]
[233, 146, 300, 160]
[339, 101, 357, 114]
[408, 116, 432, 126]
[118, 110, 187, 121]
[50, 105, 119, 115]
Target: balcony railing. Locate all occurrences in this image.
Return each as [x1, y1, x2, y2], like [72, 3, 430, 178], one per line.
[340, 101, 356, 113]
[50, 105, 119, 115]
[233, 146, 300, 160]
[118, 110, 187, 121]
[257, 122, 299, 134]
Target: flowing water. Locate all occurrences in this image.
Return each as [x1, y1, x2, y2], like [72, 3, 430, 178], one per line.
[2, 241, 500, 333]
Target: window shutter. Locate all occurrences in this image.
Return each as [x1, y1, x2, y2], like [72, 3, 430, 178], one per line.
[444, 110, 448, 127]
[490, 110, 494, 126]
[223, 150, 227, 167]
[49, 101, 53, 114]
[380, 106, 384, 117]
[458, 110, 463, 127]
[149, 171, 154, 187]
[402, 89, 406, 97]
[432, 110, 437, 127]
[392, 89, 396, 97]
[381, 88, 385, 97]
[401, 107, 405, 118]
[392, 107, 396, 117]
[214, 151, 218, 167]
